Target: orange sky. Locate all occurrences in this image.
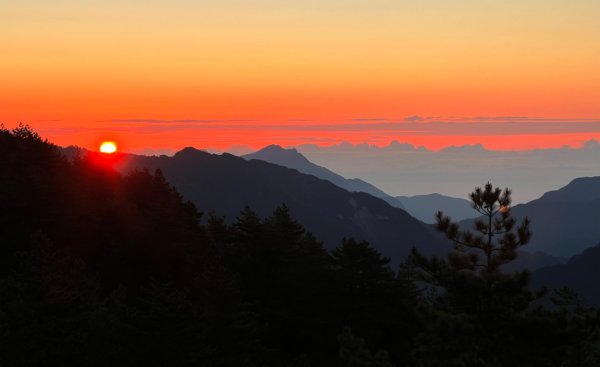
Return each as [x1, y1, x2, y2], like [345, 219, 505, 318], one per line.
[1, 1, 599, 152]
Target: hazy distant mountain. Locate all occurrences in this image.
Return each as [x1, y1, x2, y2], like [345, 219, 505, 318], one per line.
[395, 193, 475, 223]
[460, 177, 600, 258]
[119, 147, 449, 263]
[243, 145, 405, 209]
[533, 242, 600, 307]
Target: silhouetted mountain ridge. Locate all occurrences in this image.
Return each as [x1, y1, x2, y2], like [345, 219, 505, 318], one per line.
[120, 147, 448, 263]
[533, 176, 600, 203]
[243, 145, 405, 208]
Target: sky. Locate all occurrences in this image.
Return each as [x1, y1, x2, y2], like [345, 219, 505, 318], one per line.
[2, 0, 600, 152]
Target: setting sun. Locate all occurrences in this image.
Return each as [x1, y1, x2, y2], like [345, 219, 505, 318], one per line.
[99, 141, 117, 154]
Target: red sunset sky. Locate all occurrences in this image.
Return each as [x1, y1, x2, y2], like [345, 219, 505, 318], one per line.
[2, 1, 599, 153]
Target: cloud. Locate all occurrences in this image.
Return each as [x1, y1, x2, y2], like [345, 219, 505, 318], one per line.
[468, 116, 530, 121]
[440, 144, 488, 153]
[582, 138, 600, 150]
[451, 116, 600, 123]
[403, 115, 424, 122]
[296, 138, 600, 204]
[102, 119, 600, 137]
[351, 118, 389, 122]
[111, 119, 220, 124]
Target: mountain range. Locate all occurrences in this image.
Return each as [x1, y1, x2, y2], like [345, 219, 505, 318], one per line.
[243, 145, 476, 223]
[460, 176, 600, 258]
[243, 145, 405, 208]
[116, 147, 450, 264]
[66, 145, 599, 270]
[66, 144, 600, 306]
[242, 145, 600, 265]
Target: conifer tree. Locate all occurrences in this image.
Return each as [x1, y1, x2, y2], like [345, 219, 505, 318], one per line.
[408, 183, 538, 366]
[435, 182, 531, 280]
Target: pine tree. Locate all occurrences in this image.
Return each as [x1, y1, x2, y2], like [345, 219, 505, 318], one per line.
[408, 183, 538, 366]
[435, 182, 531, 279]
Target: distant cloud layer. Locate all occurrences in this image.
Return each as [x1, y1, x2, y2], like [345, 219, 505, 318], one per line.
[351, 118, 389, 122]
[403, 115, 425, 122]
[34, 116, 600, 155]
[295, 139, 600, 203]
[111, 119, 259, 124]
[107, 117, 600, 137]
[104, 120, 600, 140]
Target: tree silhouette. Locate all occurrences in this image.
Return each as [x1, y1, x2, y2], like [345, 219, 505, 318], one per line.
[407, 183, 543, 366]
[435, 182, 531, 279]
[6, 126, 600, 366]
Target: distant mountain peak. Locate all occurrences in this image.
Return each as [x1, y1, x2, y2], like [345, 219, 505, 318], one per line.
[262, 144, 286, 150]
[243, 144, 405, 209]
[257, 144, 300, 155]
[247, 145, 310, 165]
[173, 147, 210, 159]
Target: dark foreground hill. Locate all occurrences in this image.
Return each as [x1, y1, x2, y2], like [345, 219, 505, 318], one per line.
[533, 242, 600, 307]
[3, 126, 430, 366]
[1, 126, 261, 365]
[4, 127, 599, 367]
[0, 127, 452, 366]
[119, 147, 449, 262]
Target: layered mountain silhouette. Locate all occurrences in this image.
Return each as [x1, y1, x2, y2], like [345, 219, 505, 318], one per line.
[118, 147, 449, 263]
[459, 177, 600, 258]
[14, 128, 599, 366]
[243, 145, 405, 208]
[244, 145, 495, 224]
[533, 242, 600, 307]
[395, 193, 475, 223]
[66, 145, 600, 264]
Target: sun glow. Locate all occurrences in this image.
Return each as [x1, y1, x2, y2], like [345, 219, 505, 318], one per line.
[99, 141, 117, 154]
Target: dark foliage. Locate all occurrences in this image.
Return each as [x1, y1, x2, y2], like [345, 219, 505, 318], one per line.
[407, 182, 600, 366]
[121, 146, 448, 263]
[0, 125, 258, 366]
[2, 127, 599, 366]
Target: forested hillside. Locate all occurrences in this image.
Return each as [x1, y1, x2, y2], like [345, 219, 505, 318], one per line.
[119, 147, 447, 263]
[1, 126, 599, 367]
